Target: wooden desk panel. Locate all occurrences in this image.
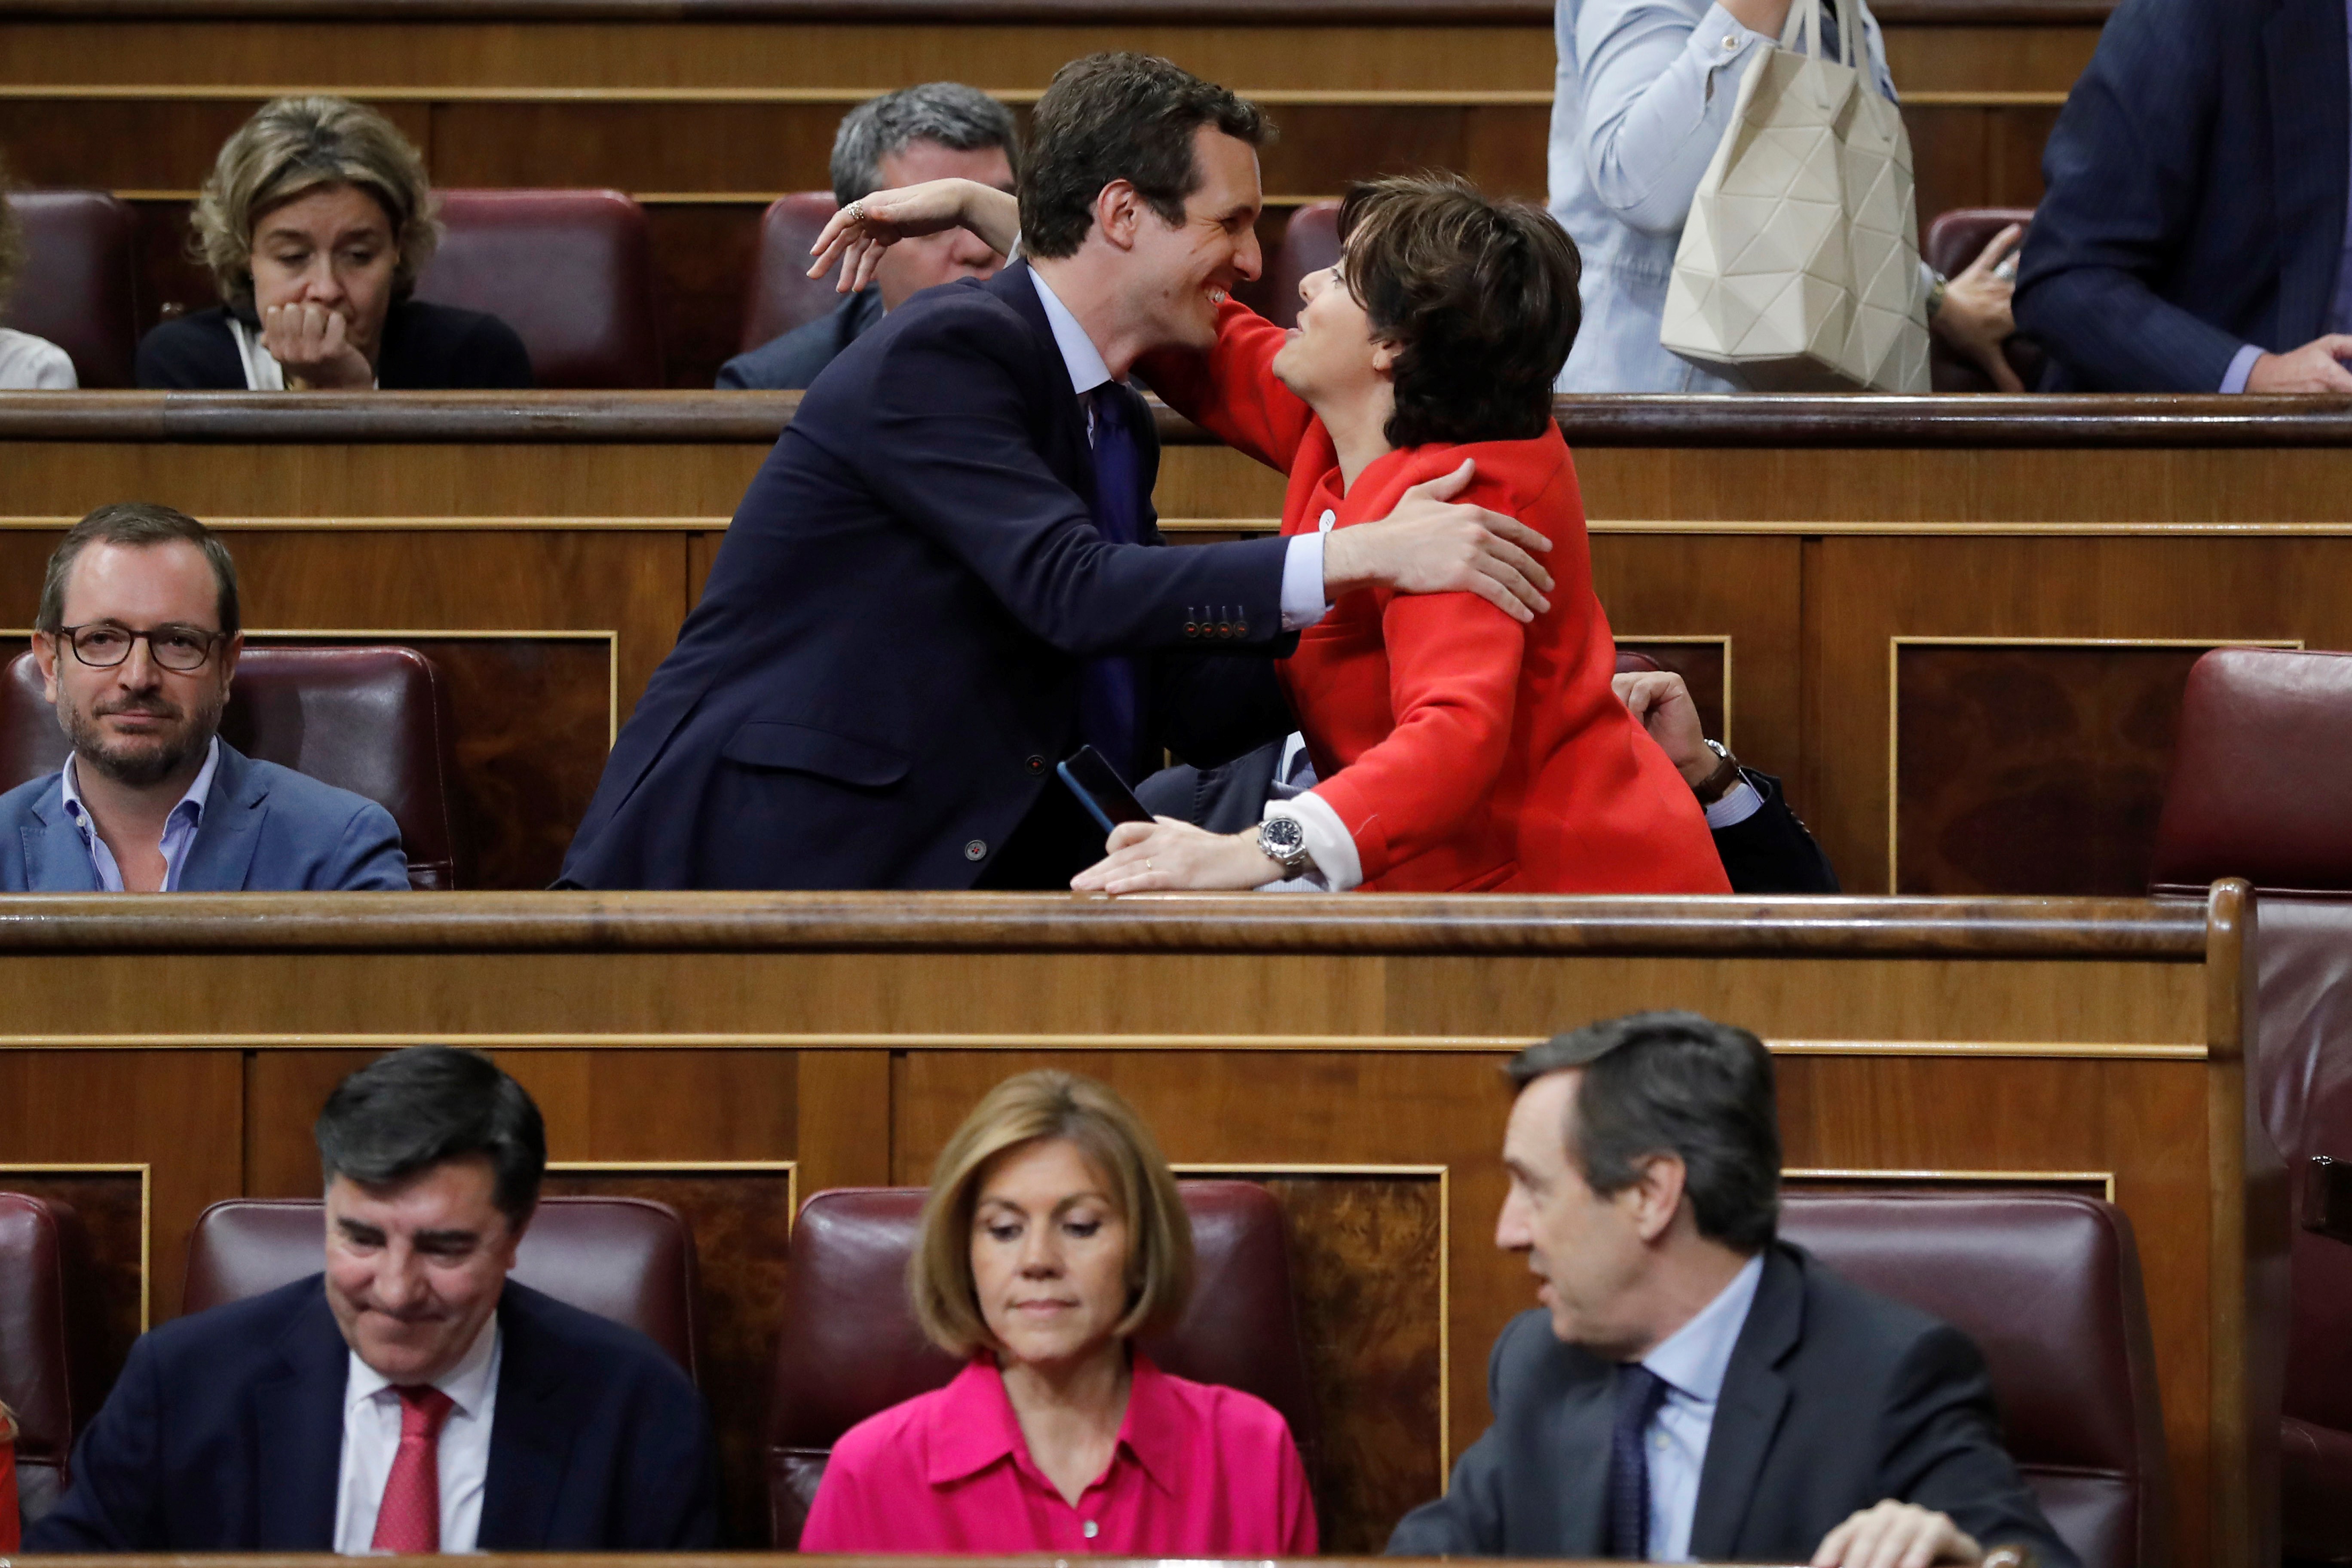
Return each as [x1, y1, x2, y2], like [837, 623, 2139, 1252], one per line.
[0, 888, 2277, 1566]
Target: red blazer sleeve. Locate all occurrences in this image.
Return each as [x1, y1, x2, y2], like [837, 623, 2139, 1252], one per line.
[1307, 468, 1550, 881]
[1136, 298, 1317, 474]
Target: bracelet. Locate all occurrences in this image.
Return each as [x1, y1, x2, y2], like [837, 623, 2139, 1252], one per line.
[1926, 273, 1949, 319]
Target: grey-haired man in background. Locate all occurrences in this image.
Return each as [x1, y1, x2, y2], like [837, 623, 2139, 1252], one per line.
[717, 82, 1019, 389]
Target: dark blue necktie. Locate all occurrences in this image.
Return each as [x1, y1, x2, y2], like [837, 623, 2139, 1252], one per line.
[1605, 1364, 1670, 1559]
[1078, 385, 1142, 777]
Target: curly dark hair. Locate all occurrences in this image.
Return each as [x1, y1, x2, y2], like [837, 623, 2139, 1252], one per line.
[1337, 174, 1583, 450]
[1019, 53, 1269, 261]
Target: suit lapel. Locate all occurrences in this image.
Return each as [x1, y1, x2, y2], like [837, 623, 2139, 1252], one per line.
[179, 743, 266, 892]
[2266, 0, 2351, 342]
[984, 261, 1104, 508]
[478, 1288, 576, 1550]
[18, 781, 101, 891]
[252, 1283, 348, 1549]
[1688, 1246, 1801, 1559]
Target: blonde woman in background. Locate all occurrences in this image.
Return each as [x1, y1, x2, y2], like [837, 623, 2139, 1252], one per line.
[0, 153, 79, 388]
[800, 1070, 1316, 1554]
[135, 97, 530, 390]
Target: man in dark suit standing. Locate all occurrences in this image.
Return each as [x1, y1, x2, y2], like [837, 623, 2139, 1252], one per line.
[30, 1047, 719, 1553]
[563, 52, 1555, 891]
[1389, 1012, 2073, 1568]
[2014, 0, 2352, 392]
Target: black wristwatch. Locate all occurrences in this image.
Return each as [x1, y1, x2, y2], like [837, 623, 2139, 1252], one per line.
[1256, 815, 1314, 874]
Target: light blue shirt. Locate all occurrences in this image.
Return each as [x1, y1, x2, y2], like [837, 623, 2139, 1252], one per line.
[1638, 1251, 1766, 1561]
[57, 735, 221, 893]
[1028, 268, 1328, 631]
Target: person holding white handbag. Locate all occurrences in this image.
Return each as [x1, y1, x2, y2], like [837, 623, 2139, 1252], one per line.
[1548, 0, 2022, 391]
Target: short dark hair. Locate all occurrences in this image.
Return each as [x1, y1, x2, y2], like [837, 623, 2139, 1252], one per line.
[1337, 174, 1583, 449]
[1509, 1010, 1779, 1251]
[830, 82, 1020, 208]
[1019, 53, 1269, 261]
[36, 503, 241, 637]
[315, 1046, 547, 1227]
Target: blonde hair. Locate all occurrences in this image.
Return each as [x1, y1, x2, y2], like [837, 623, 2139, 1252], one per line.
[910, 1071, 1194, 1358]
[0, 149, 25, 314]
[191, 96, 440, 309]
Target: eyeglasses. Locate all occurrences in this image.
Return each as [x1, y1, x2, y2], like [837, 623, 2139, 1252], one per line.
[49, 623, 226, 673]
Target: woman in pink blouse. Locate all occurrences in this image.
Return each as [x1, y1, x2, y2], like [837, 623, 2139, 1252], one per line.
[798, 1071, 1317, 1555]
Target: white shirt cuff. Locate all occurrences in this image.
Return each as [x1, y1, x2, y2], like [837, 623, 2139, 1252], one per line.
[1265, 790, 1362, 891]
[2220, 343, 2264, 394]
[1279, 533, 1330, 631]
[1703, 777, 1764, 829]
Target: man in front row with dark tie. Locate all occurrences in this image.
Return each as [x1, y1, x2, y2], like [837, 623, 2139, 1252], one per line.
[1392, 1012, 2075, 1568]
[31, 1046, 719, 1552]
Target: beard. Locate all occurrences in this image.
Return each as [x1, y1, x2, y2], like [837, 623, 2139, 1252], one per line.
[59, 687, 225, 789]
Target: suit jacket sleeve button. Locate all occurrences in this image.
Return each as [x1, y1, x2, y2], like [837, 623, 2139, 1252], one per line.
[965, 840, 988, 861]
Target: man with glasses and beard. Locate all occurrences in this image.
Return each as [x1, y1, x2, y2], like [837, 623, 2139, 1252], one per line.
[0, 502, 408, 891]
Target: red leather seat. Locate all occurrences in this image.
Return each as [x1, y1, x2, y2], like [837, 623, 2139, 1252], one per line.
[1, 191, 139, 388]
[2150, 647, 2352, 895]
[1, 644, 465, 890]
[415, 190, 663, 389]
[1245, 200, 1340, 331]
[1781, 1192, 2168, 1568]
[764, 1182, 1319, 1547]
[182, 1197, 702, 1381]
[739, 192, 842, 355]
[1923, 207, 2041, 392]
[0, 1194, 104, 1532]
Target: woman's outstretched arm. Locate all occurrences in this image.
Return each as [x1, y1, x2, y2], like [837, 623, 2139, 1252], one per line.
[807, 178, 1021, 292]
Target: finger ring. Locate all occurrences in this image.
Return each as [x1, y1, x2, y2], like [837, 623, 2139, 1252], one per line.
[1145, 859, 1155, 872]
[846, 200, 865, 225]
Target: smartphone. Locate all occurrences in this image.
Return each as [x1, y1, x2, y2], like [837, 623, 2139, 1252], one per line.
[1057, 746, 1153, 836]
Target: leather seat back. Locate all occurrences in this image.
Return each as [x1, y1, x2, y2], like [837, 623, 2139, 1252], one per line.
[2149, 647, 2352, 894]
[1781, 1191, 2168, 1568]
[1246, 200, 1339, 331]
[1, 645, 465, 890]
[181, 1196, 701, 1380]
[0, 1194, 104, 1528]
[763, 1182, 1319, 1547]
[1, 191, 139, 388]
[1921, 207, 2041, 392]
[739, 193, 842, 355]
[416, 190, 664, 388]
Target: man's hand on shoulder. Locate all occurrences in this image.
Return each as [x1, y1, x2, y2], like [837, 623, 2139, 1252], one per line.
[1320, 458, 1554, 622]
[1813, 1501, 1984, 1568]
[2246, 336, 2352, 394]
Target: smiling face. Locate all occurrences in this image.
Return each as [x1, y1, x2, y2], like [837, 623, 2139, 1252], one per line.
[1494, 1070, 1655, 1360]
[324, 1155, 522, 1384]
[248, 182, 399, 362]
[969, 1136, 1133, 1369]
[871, 139, 1017, 312]
[35, 540, 239, 791]
[1271, 251, 1398, 412]
[1122, 125, 1264, 353]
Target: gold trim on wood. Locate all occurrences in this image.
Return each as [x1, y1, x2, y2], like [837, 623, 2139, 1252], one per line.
[4, 84, 1552, 106]
[0, 516, 735, 533]
[1786, 1165, 2117, 1204]
[0, 1162, 153, 1330]
[1885, 636, 2305, 893]
[1177, 1161, 1452, 1483]
[0, 1033, 2206, 1057]
[546, 1158, 799, 1238]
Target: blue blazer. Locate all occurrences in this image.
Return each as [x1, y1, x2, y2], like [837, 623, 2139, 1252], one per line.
[563, 262, 1295, 890]
[2014, 0, 2351, 390]
[28, 1275, 721, 1552]
[0, 741, 409, 892]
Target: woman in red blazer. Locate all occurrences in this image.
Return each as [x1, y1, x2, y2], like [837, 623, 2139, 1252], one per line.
[814, 171, 1725, 894]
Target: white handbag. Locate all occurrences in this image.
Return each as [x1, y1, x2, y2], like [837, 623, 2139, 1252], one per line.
[1659, 0, 1931, 392]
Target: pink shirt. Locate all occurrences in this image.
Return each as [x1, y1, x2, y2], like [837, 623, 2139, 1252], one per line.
[799, 1353, 1317, 1555]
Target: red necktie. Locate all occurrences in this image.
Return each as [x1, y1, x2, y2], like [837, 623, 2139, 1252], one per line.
[371, 1385, 456, 1554]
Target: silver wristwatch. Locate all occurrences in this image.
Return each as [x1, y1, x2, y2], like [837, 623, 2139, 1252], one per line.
[1257, 815, 1314, 874]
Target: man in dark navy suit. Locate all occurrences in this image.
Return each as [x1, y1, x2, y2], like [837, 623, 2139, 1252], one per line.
[563, 52, 1558, 891]
[2015, 0, 2352, 392]
[30, 1047, 718, 1553]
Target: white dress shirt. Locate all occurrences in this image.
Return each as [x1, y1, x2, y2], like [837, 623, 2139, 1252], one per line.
[1638, 1252, 1766, 1561]
[0, 327, 77, 389]
[333, 1314, 502, 1555]
[58, 736, 221, 892]
[1026, 269, 1329, 632]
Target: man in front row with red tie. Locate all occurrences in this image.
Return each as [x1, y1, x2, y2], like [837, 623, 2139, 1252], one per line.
[28, 1047, 719, 1552]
